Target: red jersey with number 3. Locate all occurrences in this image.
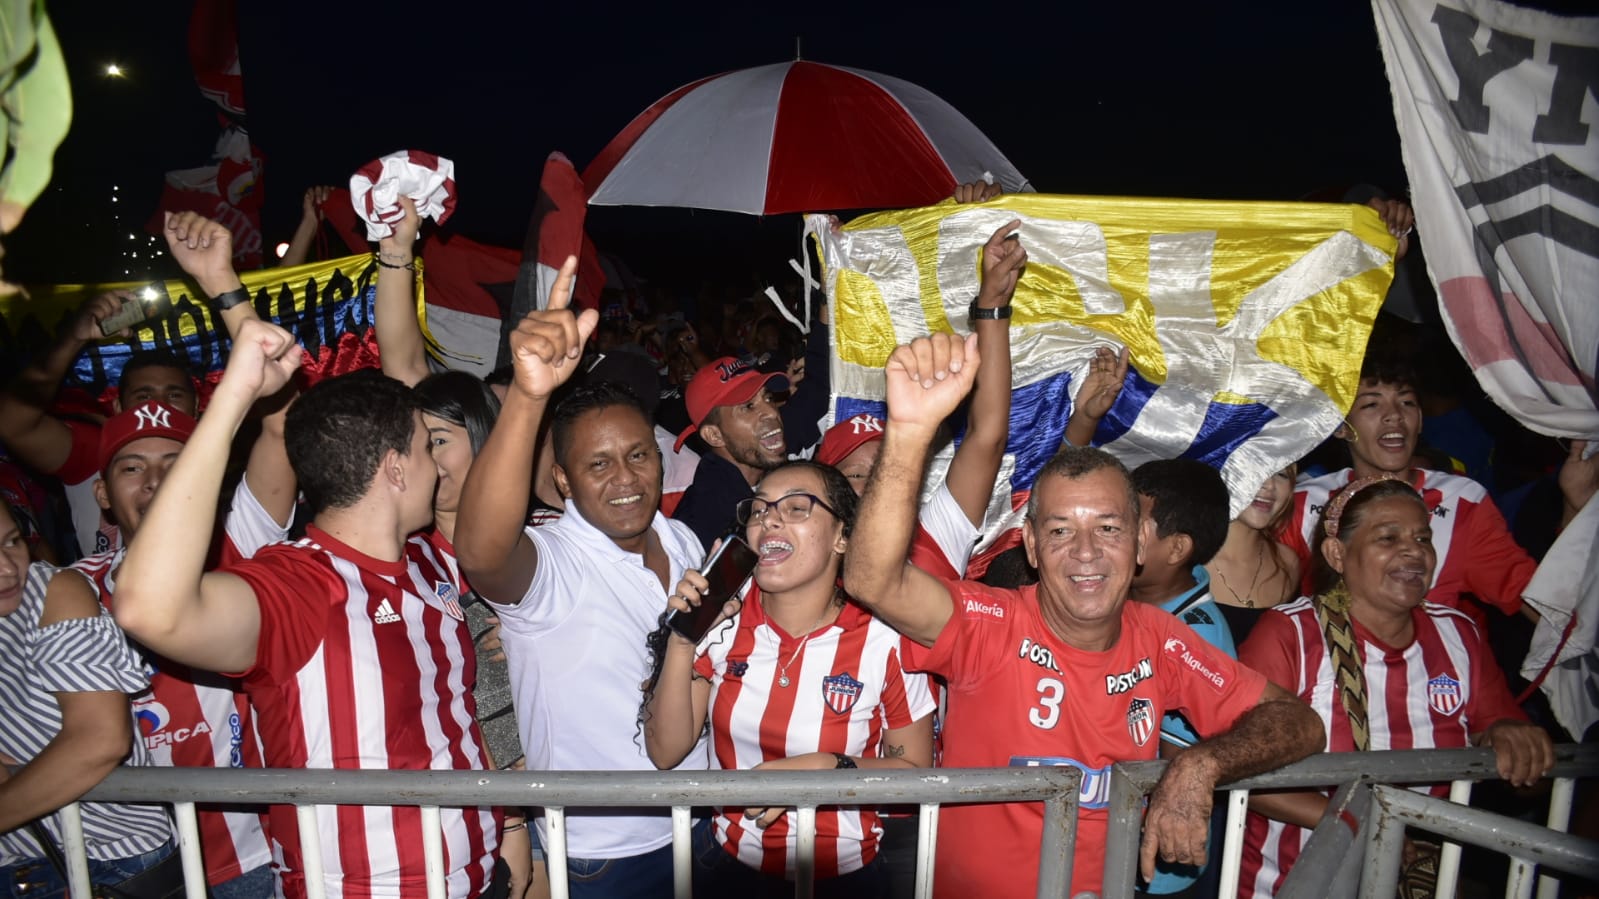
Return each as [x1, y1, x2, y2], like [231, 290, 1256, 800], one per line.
[901, 579, 1268, 899]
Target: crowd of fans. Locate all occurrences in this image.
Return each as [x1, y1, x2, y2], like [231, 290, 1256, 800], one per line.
[0, 180, 1593, 899]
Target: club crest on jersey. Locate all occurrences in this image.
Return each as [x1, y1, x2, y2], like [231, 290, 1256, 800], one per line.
[822, 672, 864, 715]
[1427, 673, 1463, 716]
[435, 581, 465, 621]
[1126, 697, 1155, 747]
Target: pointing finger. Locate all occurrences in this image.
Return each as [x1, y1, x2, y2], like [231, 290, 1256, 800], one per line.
[546, 255, 579, 312]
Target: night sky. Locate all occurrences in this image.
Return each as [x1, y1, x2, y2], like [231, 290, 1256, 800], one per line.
[10, 1, 1428, 287]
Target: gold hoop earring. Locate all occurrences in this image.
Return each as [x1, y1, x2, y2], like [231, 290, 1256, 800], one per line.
[1341, 419, 1359, 443]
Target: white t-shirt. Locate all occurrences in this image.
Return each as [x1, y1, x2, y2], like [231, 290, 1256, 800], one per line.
[489, 501, 709, 859]
[917, 481, 982, 576]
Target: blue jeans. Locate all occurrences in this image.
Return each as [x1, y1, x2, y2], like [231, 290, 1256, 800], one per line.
[210, 862, 274, 899]
[561, 821, 708, 899]
[0, 839, 175, 898]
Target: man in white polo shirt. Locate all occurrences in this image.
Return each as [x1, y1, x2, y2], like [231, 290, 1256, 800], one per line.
[454, 259, 707, 899]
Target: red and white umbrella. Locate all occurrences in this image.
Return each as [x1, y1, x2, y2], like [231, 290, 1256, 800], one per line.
[582, 61, 1031, 215]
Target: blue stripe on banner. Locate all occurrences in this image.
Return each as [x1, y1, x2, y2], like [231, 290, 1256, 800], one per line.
[1092, 366, 1160, 447]
[1183, 399, 1279, 470]
[833, 396, 887, 425]
[1007, 371, 1076, 488]
[834, 369, 1078, 492]
[67, 283, 377, 388]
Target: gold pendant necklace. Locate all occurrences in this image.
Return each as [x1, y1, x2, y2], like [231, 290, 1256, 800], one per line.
[1215, 540, 1270, 608]
[775, 609, 831, 688]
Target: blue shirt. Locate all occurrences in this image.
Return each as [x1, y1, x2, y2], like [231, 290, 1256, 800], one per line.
[1145, 566, 1238, 895]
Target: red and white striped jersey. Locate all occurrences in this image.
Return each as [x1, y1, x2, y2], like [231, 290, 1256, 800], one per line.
[1235, 597, 1526, 899]
[76, 479, 283, 886]
[693, 593, 934, 878]
[1285, 467, 1536, 617]
[226, 525, 497, 899]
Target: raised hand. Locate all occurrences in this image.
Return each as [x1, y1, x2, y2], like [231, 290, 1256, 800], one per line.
[71, 290, 136, 341]
[1366, 197, 1414, 260]
[1077, 345, 1129, 422]
[884, 332, 981, 434]
[163, 211, 238, 295]
[1558, 440, 1598, 517]
[301, 185, 334, 225]
[379, 196, 421, 260]
[976, 219, 1026, 308]
[219, 319, 302, 404]
[507, 255, 598, 401]
[953, 179, 1003, 204]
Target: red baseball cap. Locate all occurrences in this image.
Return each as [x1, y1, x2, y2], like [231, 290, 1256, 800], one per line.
[98, 402, 197, 472]
[675, 356, 789, 452]
[816, 413, 886, 466]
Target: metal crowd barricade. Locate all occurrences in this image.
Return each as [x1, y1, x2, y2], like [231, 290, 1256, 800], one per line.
[1100, 744, 1599, 899]
[66, 765, 1082, 899]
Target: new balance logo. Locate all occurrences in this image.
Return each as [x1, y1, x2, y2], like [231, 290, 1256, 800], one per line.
[373, 598, 401, 624]
[134, 405, 172, 430]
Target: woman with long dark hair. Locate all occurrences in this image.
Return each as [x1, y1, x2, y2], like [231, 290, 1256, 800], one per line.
[0, 503, 179, 894]
[1205, 464, 1300, 645]
[642, 460, 933, 898]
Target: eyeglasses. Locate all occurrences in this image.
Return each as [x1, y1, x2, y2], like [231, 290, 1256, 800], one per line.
[735, 492, 841, 528]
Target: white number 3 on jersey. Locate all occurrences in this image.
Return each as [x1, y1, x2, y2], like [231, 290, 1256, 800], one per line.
[1030, 677, 1065, 730]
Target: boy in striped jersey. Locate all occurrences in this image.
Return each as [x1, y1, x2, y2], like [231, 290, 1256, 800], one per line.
[74, 397, 290, 898]
[113, 321, 501, 899]
[1282, 355, 1598, 621]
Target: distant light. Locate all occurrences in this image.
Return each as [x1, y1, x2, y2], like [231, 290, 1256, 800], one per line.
[111, 196, 118, 203]
[128, 233, 136, 240]
[104, 63, 125, 78]
[275, 242, 290, 259]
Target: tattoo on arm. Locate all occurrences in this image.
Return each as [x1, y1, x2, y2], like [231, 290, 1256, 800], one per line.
[883, 742, 907, 759]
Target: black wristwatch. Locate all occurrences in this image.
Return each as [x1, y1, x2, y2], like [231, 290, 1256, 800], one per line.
[832, 752, 857, 770]
[968, 299, 1012, 321]
[210, 286, 251, 312]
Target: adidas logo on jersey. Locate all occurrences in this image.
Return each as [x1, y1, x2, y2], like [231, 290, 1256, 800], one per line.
[373, 598, 402, 624]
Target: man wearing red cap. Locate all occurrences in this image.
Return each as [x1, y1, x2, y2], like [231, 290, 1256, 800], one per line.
[670, 356, 791, 549]
[72, 397, 294, 897]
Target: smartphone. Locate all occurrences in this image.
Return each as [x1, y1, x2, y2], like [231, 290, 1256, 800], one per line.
[667, 535, 758, 644]
[99, 285, 172, 336]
